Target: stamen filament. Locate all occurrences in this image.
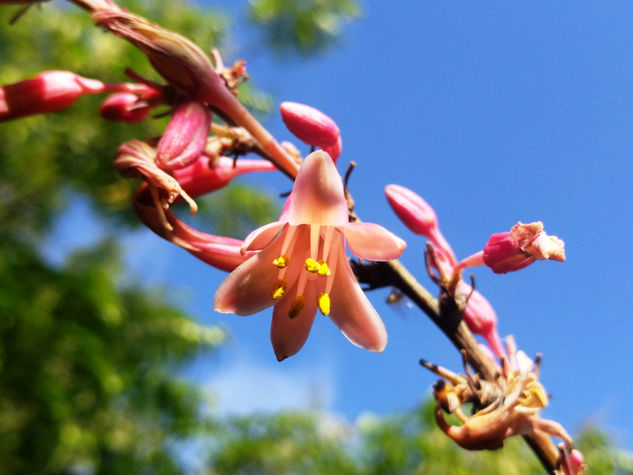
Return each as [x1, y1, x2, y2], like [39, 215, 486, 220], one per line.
[321, 227, 335, 263]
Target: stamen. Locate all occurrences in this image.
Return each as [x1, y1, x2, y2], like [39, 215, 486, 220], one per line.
[310, 224, 320, 260]
[304, 258, 321, 273]
[325, 248, 339, 294]
[321, 227, 335, 262]
[278, 226, 299, 279]
[271, 279, 287, 300]
[288, 296, 305, 319]
[317, 292, 330, 316]
[317, 260, 330, 276]
[148, 183, 173, 232]
[273, 254, 289, 268]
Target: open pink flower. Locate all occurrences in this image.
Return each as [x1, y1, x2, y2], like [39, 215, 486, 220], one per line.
[214, 151, 406, 360]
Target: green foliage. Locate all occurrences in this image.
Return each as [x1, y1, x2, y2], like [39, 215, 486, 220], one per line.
[209, 401, 633, 474]
[196, 183, 280, 238]
[0, 237, 224, 473]
[248, 0, 360, 56]
[210, 412, 356, 474]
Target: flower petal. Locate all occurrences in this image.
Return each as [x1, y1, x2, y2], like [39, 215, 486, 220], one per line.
[328, 246, 388, 352]
[343, 222, 406, 261]
[270, 284, 318, 361]
[214, 236, 282, 315]
[289, 150, 348, 226]
[241, 221, 286, 254]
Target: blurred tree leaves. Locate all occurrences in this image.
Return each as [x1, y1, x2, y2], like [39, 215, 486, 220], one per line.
[5, 1, 629, 474]
[0, 236, 224, 473]
[248, 0, 360, 56]
[209, 400, 631, 474]
[0, 0, 361, 472]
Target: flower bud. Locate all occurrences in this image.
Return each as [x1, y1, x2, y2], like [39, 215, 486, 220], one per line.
[156, 100, 211, 169]
[483, 221, 565, 274]
[461, 285, 505, 358]
[99, 92, 151, 123]
[93, 10, 229, 107]
[0, 70, 106, 121]
[570, 449, 585, 472]
[280, 101, 340, 148]
[172, 156, 275, 199]
[385, 184, 456, 264]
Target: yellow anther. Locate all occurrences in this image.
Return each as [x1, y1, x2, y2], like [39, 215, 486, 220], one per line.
[317, 292, 330, 316]
[304, 257, 321, 273]
[530, 383, 549, 408]
[288, 296, 305, 319]
[317, 260, 330, 276]
[271, 279, 287, 300]
[273, 254, 289, 268]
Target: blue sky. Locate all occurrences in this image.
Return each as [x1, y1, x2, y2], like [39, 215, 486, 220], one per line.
[48, 0, 633, 453]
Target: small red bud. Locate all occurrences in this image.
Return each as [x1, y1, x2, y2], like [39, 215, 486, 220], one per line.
[280, 101, 340, 148]
[99, 92, 151, 123]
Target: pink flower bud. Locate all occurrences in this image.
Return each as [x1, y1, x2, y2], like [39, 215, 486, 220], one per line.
[323, 135, 342, 162]
[99, 92, 151, 123]
[0, 70, 107, 121]
[280, 101, 340, 148]
[461, 285, 506, 358]
[569, 449, 585, 471]
[483, 221, 565, 274]
[385, 184, 456, 264]
[172, 156, 275, 199]
[156, 101, 211, 170]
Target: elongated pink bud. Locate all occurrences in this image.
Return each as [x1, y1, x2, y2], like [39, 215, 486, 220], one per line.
[173, 156, 275, 199]
[461, 286, 505, 358]
[483, 222, 565, 274]
[280, 101, 340, 148]
[385, 184, 456, 264]
[0, 70, 107, 121]
[156, 100, 211, 169]
[99, 92, 151, 123]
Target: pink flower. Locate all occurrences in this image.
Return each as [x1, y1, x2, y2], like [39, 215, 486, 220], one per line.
[460, 221, 566, 274]
[214, 151, 406, 360]
[280, 101, 340, 149]
[156, 100, 211, 169]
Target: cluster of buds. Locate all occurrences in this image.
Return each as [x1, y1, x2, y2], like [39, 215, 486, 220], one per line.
[0, 70, 154, 122]
[385, 184, 506, 358]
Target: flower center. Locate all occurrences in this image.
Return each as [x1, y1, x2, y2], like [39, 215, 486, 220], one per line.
[270, 224, 337, 318]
